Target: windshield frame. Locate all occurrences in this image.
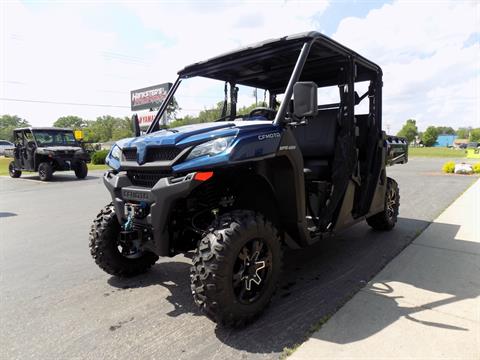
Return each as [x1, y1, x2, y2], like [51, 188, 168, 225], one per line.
[146, 40, 314, 133]
[32, 130, 79, 147]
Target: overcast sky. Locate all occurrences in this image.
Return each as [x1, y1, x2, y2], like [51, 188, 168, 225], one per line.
[1, 0, 478, 133]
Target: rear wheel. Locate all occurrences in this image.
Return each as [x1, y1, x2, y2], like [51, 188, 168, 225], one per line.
[191, 210, 282, 327]
[74, 160, 88, 179]
[38, 162, 53, 181]
[367, 177, 399, 231]
[8, 161, 21, 178]
[89, 203, 158, 277]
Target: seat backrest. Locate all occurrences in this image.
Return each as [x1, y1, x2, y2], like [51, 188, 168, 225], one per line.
[292, 108, 338, 158]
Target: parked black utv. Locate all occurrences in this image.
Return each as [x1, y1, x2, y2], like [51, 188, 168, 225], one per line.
[7, 127, 90, 181]
[89, 32, 408, 327]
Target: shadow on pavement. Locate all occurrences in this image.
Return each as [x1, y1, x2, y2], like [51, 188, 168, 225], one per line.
[312, 220, 479, 345]
[108, 261, 202, 318]
[12, 173, 101, 182]
[107, 216, 461, 356]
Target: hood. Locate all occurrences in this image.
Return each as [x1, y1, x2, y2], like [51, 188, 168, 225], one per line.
[117, 120, 276, 150]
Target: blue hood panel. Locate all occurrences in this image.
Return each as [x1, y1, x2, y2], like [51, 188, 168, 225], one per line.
[117, 121, 274, 148]
[110, 120, 283, 171]
[117, 122, 232, 148]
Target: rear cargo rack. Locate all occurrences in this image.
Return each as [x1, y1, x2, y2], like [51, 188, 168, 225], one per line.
[386, 135, 408, 166]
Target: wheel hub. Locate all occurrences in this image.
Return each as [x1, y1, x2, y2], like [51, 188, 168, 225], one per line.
[232, 238, 272, 303]
[386, 187, 396, 217]
[241, 252, 266, 291]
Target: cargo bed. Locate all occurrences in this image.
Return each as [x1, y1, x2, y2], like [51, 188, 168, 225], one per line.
[386, 135, 408, 166]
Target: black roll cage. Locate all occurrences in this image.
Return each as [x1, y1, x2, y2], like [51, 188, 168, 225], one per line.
[147, 31, 382, 134]
[13, 128, 78, 148]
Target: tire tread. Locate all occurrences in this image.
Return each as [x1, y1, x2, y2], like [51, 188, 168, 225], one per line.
[89, 203, 158, 277]
[190, 210, 282, 327]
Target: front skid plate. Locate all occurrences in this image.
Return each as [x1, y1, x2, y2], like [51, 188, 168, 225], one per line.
[103, 171, 201, 256]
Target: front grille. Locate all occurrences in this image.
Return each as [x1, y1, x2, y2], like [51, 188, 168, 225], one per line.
[57, 152, 75, 159]
[127, 170, 171, 188]
[123, 148, 137, 161]
[145, 147, 181, 162]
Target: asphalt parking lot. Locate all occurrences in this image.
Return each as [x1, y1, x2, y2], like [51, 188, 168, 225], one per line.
[0, 157, 477, 360]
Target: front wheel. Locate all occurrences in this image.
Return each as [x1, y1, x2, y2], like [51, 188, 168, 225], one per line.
[8, 161, 21, 178]
[367, 177, 399, 231]
[38, 162, 53, 181]
[74, 160, 88, 179]
[89, 204, 159, 277]
[191, 210, 282, 327]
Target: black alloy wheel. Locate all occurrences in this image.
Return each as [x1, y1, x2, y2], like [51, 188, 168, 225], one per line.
[232, 238, 272, 304]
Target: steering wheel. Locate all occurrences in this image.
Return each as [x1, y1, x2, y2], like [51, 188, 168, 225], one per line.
[249, 107, 276, 120]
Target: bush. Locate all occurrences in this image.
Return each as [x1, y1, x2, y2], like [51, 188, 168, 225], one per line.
[442, 161, 455, 173]
[91, 149, 109, 165]
[473, 163, 480, 174]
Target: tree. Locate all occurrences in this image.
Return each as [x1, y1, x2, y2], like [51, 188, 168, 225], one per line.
[166, 97, 180, 121]
[0, 115, 30, 141]
[435, 126, 455, 135]
[112, 117, 134, 141]
[168, 101, 268, 128]
[237, 101, 267, 116]
[470, 128, 480, 142]
[456, 127, 471, 139]
[53, 116, 85, 129]
[169, 101, 224, 128]
[422, 126, 439, 147]
[397, 119, 418, 143]
[82, 116, 133, 143]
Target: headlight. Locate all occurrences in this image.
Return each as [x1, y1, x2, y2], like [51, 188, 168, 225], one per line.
[186, 136, 235, 160]
[110, 144, 123, 161]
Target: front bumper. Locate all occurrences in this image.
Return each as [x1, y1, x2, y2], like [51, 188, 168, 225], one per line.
[103, 171, 202, 256]
[55, 157, 89, 170]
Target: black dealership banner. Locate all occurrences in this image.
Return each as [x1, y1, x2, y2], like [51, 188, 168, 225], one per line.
[130, 83, 172, 111]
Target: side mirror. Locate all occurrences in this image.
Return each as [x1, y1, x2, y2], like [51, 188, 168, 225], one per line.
[132, 114, 141, 137]
[293, 82, 318, 118]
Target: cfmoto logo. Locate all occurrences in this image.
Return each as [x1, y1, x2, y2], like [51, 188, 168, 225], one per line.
[258, 132, 281, 141]
[122, 190, 149, 201]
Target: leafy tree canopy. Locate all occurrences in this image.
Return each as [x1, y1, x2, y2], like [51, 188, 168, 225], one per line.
[456, 127, 471, 139]
[83, 115, 133, 143]
[470, 128, 480, 142]
[0, 115, 30, 142]
[53, 116, 85, 129]
[434, 126, 455, 135]
[397, 119, 418, 143]
[422, 126, 439, 147]
[168, 101, 268, 128]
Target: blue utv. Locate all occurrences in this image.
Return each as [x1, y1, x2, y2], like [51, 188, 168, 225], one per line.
[89, 32, 408, 327]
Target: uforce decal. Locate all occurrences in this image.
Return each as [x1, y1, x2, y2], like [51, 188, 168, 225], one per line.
[258, 132, 281, 141]
[279, 145, 297, 151]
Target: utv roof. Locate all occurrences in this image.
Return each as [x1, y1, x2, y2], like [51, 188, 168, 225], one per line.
[178, 31, 382, 93]
[14, 127, 73, 131]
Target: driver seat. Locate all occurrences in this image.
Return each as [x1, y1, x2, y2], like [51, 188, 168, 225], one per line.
[292, 108, 339, 180]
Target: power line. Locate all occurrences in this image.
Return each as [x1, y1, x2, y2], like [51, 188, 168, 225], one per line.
[0, 97, 229, 113]
[0, 97, 130, 109]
